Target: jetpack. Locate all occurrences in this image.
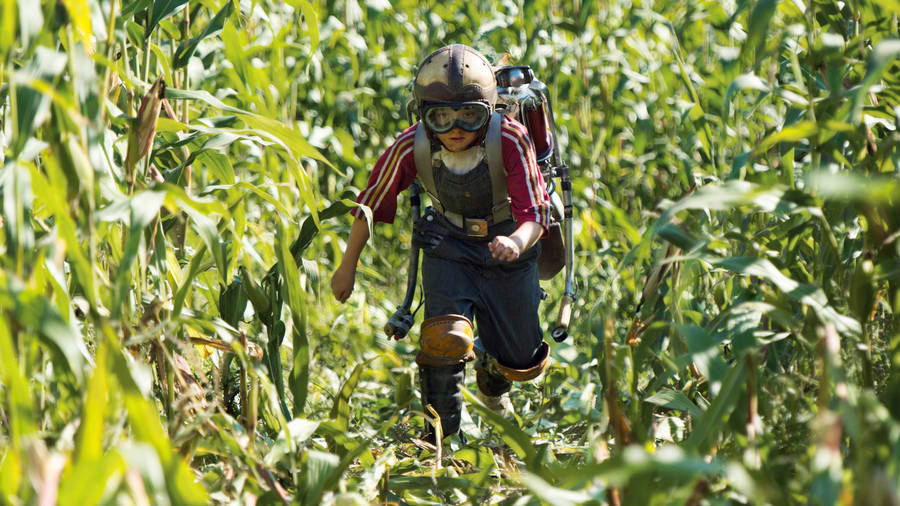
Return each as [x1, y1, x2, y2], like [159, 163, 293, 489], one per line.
[495, 65, 577, 341]
[385, 65, 577, 342]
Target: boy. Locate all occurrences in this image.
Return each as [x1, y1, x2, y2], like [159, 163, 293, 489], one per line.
[331, 44, 551, 443]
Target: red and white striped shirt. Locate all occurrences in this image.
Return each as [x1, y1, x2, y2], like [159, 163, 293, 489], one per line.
[353, 115, 551, 231]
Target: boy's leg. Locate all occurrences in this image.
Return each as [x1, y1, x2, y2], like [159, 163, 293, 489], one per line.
[418, 363, 466, 441]
[473, 257, 547, 413]
[418, 252, 477, 442]
[475, 258, 544, 368]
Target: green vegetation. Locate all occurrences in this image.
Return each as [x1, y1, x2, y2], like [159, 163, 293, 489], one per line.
[1, 0, 899, 503]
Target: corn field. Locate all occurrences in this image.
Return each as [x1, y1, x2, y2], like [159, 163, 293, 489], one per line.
[1, 0, 899, 504]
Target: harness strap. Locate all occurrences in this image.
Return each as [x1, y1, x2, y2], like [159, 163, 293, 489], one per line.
[485, 113, 512, 223]
[414, 123, 443, 213]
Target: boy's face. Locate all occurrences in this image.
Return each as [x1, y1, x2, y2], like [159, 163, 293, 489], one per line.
[436, 128, 478, 152]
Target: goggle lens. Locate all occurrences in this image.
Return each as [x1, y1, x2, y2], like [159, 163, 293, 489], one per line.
[424, 104, 490, 133]
[496, 66, 533, 88]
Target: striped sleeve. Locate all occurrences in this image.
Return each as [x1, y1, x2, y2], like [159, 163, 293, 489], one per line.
[500, 116, 552, 232]
[352, 125, 419, 224]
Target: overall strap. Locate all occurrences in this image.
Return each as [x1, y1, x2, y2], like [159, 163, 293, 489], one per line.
[485, 112, 512, 223]
[414, 122, 444, 213]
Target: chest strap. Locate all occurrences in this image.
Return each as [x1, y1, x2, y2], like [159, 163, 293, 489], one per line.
[414, 113, 512, 225]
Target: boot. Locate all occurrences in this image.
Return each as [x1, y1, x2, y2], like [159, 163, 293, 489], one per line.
[475, 367, 513, 418]
[418, 363, 465, 442]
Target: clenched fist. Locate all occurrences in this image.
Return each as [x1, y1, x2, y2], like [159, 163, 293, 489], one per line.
[489, 235, 523, 262]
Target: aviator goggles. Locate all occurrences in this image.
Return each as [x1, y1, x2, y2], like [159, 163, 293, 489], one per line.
[422, 102, 491, 134]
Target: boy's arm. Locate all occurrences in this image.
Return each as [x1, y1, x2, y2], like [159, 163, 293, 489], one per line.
[331, 215, 371, 303]
[331, 125, 419, 303]
[489, 220, 544, 262]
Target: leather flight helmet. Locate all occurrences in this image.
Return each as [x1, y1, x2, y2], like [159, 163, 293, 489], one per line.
[413, 44, 498, 116]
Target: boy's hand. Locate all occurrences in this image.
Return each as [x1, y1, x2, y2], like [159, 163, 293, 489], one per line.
[331, 265, 357, 303]
[489, 235, 523, 262]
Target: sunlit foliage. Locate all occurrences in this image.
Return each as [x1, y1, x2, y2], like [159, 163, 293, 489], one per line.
[0, 0, 899, 504]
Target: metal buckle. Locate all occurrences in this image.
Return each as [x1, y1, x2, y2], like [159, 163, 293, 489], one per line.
[464, 218, 489, 237]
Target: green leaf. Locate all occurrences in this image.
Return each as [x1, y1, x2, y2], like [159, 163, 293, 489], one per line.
[671, 34, 715, 165]
[870, 0, 900, 15]
[774, 87, 809, 108]
[219, 278, 247, 328]
[723, 73, 770, 119]
[2, 162, 34, 270]
[393, 371, 414, 409]
[105, 325, 207, 504]
[165, 89, 331, 226]
[60, 0, 93, 52]
[10, 48, 67, 156]
[181, 203, 227, 283]
[30, 161, 98, 305]
[739, 0, 777, 68]
[264, 320, 289, 419]
[148, 42, 174, 86]
[276, 222, 310, 415]
[0, 313, 36, 444]
[850, 39, 900, 122]
[58, 452, 126, 506]
[329, 357, 375, 432]
[461, 388, 543, 472]
[125, 20, 144, 46]
[237, 114, 329, 226]
[239, 266, 270, 320]
[673, 324, 729, 395]
[159, 182, 230, 216]
[717, 304, 764, 355]
[10, 290, 91, 385]
[0, 0, 15, 59]
[657, 180, 785, 227]
[302, 451, 339, 505]
[598, 199, 642, 246]
[173, 0, 235, 68]
[0, 448, 23, 502]
[805, 170, 900, 203]
[120, 0, 151, 21]
[111, 191, 166, 318]
[725, 301, 797, 333]
[711, 256, 860, 335]
[75, 344, 109, 464]
[309, 439, 372, 505]
[238, 114, 330, 166]
[42, 258, 72, 325]
[64, 134, 95, 197]
[203, 182, 294, 220]
[16, 0, 42, 48]
[320, 199, 360, 221]
[146, 0, 189, 40]
[165, 85, 249, 115]
[517, 471, 594, 506]
[755, 121, 819, 154]
[269, 418, 319, 462]
[644, 390, 705, 419]
[172, 244, 209, 318]
[197, 152, 235, 185]
[684, 359, 748, 453]
[389, 474, 494, 494]
[554, 445, 724, 488]
[656, 223, 703, 251]
[221, 20, 248, 87]
[282, 0, 319, 64]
